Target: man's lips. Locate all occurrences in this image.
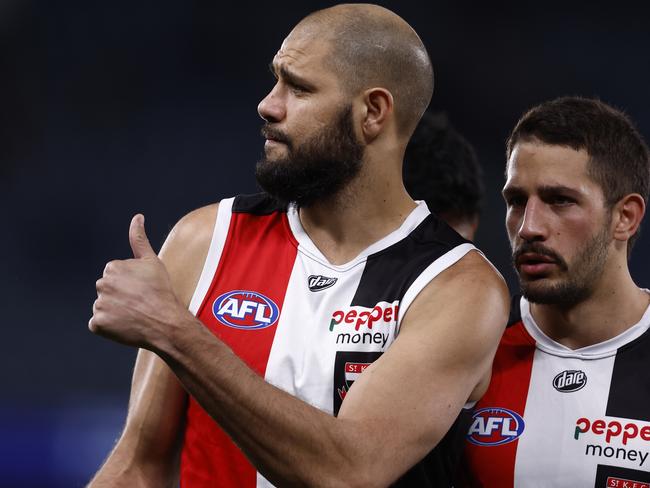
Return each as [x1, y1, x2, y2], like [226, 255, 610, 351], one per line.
[261, 126, 290, 146]
[516, 252, 556, 265]
[264, 139, 287, 151]
[516, 252, 558, 275]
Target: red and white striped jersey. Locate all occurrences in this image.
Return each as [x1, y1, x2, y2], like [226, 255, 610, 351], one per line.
[462, 295, 650, 487]
[179, 193, 477, 487]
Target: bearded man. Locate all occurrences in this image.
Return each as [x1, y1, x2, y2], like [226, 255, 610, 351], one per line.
[462, 97, 650, 487]
[87, 4, 508, 487]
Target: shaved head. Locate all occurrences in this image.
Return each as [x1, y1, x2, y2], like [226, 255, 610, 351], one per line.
[293, 4, 433, 137]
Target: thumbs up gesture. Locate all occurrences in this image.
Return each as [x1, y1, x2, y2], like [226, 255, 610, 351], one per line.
[89, 214, 189, 350]
[129, 213, 157, 260]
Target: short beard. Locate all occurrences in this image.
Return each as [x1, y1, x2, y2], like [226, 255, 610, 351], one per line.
[255, 105, 364, 208]
[515, 225, 610, 308]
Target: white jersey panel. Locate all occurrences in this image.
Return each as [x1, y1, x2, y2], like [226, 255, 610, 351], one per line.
[188, 197, 234, 315]
[257, 256, 373, 488]
[513, 350, 616, 487]
[262, 252, 371, 411]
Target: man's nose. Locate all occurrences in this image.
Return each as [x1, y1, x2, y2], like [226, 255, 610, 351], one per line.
[518, 199, 549, 242]
[258, 84, 285, 123]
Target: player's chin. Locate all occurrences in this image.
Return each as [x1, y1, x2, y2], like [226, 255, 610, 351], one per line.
[519, 279, 564, 305]
[261, 151, 287, 167]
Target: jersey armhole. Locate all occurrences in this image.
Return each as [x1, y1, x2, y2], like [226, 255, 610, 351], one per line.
[396, 243, 479, 334]
[188, 197, 235, 315]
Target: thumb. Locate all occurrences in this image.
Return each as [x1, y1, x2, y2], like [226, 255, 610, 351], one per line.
[129, 214, 156, 259]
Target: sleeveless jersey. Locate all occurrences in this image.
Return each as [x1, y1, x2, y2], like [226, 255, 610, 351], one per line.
[179, 193, 477, 487]
[461, 295, 650, 487]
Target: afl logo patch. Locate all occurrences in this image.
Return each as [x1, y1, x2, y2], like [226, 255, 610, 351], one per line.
[467, 407, 525, 446]
[212, 290, 279, 330]
[553, 370, 587, 392]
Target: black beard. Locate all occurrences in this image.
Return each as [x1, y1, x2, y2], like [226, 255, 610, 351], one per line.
[255, 105, 364, 207]
[514, 225, 610, 307]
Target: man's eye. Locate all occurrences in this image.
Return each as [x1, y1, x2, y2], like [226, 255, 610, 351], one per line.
[506, 197, 525, 207]
[551, 196, 574, 206]
[290, 84, 308, 95]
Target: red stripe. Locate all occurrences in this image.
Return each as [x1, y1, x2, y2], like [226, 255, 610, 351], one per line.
[463, 321, 536, 487]
[181, 210, 298, 488]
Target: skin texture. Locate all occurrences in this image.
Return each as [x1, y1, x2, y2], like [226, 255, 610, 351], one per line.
[503, 139, 649, 349]
[88, 5, 509, 487]
[87, 207, 215, 488]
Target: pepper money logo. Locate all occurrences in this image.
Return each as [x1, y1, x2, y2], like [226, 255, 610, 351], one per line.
[467, 407, 525, 446]
[574, 416, 650, 469]
[328, 301, 399, 348]
[212, 290, 279, 330]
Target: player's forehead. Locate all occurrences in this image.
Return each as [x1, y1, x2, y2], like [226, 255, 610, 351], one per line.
[272, 30, 330, 71]
[504, 140, 592, 193]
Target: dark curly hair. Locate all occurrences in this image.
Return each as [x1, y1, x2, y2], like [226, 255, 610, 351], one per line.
[403, 111, 484, 224]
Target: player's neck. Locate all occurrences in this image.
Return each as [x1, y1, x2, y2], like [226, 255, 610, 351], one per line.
[530, 261, 650, 350]
[298, 167, 416, 266]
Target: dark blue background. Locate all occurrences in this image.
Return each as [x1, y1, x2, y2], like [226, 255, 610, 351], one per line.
[2, 1, 649, 485]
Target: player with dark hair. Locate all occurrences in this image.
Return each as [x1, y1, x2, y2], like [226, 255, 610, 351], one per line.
[87, 4, 508, 487]
[404, 111, 484, 240]
[462, 96, 650, 486]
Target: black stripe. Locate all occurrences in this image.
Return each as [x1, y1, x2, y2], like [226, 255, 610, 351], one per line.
[232, 192, 287, 215]
[594, 464, 650, 487]
[347, 214, 469, 487]
[605, 327, 650, 421]
[507, 295, 523, 328]
[351, 214, 468, 307]
[392, 409, 473, 488]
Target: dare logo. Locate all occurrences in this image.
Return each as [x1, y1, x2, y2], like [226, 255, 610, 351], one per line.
[212, 290, 279, 330]
[308, 275, 338, 292]
[467, 407, 525, 446]
[553, 369, 587, 393]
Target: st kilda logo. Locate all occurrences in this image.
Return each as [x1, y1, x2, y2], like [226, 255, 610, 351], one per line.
[553, 370, 587, 393]
[308, 275, 338, 292]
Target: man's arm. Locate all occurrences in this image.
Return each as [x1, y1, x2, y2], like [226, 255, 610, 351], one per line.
[88, 351, 186, 487]
[88, 205, 217, 487]
[90, 214, 508, 488]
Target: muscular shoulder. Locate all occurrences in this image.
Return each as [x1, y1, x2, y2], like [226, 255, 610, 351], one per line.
[399, 250, 509, 398]
[436, 250, 507, 296]
[159, 203, 220, 306]
[403, 250, 509, 350]
[163, 204, 219, 255]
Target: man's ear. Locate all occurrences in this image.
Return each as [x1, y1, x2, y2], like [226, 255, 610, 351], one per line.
[612, 193, 646, 242]
[359, 87, 394, 142]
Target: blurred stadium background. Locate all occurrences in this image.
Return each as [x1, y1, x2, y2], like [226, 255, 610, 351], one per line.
[2, 0, 649, 485]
